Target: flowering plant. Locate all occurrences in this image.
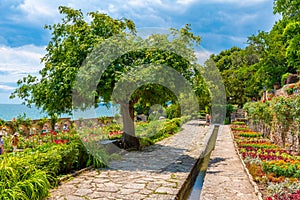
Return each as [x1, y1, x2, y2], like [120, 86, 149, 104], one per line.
[263, 159, 300, 178]
[237, 131, 263, 138]
[109, 131, 123, 140]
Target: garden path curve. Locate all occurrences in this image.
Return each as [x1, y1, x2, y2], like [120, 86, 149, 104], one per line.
[48, 120, 208, 200]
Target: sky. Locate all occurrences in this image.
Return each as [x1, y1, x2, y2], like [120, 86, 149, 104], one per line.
[0, 0, 279, 104]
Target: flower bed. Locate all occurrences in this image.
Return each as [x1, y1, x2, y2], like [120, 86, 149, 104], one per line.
[0, 116, 191, 199]
[0, 131, 106, 199]
[231, 122, 300, 199]
[237, 131, 263, 138]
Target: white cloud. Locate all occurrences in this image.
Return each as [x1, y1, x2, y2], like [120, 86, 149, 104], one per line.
[13, 0, 114, 25]
[0, 45, 44, 82]
[195, 48, 213, 65]
[217, 11, 259, 26]
[0, 85, 15, 91]
[12, 0, 59, 25]
[177, 0, 268, 7]
[127, 0, 163, 9]
[0, 44, 44, 103]
[5, 0, 272, 31]
[0, 92, 21, 104]
[176, 0, 198, 5]
[10, 0, 183, 27]
[128, 0, 146, 8]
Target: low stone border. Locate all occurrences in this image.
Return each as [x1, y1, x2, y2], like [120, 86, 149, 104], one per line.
[230, 130, 263, 200]
[58, 166, 93, 183]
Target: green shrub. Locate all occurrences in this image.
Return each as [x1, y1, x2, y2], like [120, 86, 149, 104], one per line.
[166, 104, 181, 119]
[139, 137, 154, 147]
[148, 111, 160, 121]
[0, 133, 106, 199]
[139, 117, 187, 147]
[0, 155, 50, 200]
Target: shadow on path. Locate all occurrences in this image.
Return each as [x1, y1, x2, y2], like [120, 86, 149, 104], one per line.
[208, 157, 226, 167]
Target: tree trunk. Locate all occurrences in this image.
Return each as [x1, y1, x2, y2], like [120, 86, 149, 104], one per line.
[121, 101, 140, 150]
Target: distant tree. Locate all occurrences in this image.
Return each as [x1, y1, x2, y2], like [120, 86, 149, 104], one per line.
[209, 46, 261, 106]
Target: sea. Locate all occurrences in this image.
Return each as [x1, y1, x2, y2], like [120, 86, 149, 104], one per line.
[0, 104, 120, 121]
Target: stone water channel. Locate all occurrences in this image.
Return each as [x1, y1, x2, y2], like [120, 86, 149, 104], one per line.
[48, 120, 219, 200]
[186, 125, 219, 200]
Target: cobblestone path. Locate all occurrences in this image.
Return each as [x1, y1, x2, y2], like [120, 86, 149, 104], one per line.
[49, 120, 208, 200]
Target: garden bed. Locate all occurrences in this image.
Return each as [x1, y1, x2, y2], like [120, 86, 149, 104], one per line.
[231, 121, 300, 200]
[0, 116, 191, 199]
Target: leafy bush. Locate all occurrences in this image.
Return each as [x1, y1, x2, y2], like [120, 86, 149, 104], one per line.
[166, 104, 181, 119]
[286, 87, 293, 95]
[102, 123, 121, 134]
[148, 111, 160, 121]
[139, 117, 187, 147]
[0, 155, 50, 199]
[0, 133, 106, 199]
[262, 160, 300, 179]
[238, 132, 263, 138]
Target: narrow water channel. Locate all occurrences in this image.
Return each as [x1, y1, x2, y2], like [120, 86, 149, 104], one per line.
[187, 171, 206, 200]
[185, 125, 219, 200]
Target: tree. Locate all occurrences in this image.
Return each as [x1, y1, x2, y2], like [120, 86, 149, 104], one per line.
[247, 20, 290, 87]
[10, 6, 136, 119]
[274, 0, 300, 19]
[212, 14, 299, 107]
[74, 28, 205, 149]
[209, 46, 261, 106]
[283, 21, 300, 70]
[11, 7, 209, 149]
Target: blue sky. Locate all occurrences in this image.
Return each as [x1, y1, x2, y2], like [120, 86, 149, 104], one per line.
[0, 0, 279, 104]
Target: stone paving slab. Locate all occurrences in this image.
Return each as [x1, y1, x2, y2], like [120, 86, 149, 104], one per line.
[200, 125, 258, 200]
[48, 120, 208, 200]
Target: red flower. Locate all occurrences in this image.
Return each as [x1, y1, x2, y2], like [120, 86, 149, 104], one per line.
[50, 130, 57, 135]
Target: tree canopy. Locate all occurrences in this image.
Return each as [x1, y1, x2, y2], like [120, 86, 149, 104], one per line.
[210, 0, 300, 106]
[11, 6, 136, 117]
[11, 6, 211, 148]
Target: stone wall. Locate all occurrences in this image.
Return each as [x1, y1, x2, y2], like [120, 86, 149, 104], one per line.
[1, 116, 115, 136]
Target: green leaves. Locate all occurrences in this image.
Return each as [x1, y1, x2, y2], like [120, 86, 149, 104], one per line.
[0, 157, 49, 200]
[0, 135, 106, 199]
[244, 95, 300, 147]
[11, 7, 136, 116]
[283, 21, 300, 69]
[211, 3, 300, 106]
[274, 0, 300, 19]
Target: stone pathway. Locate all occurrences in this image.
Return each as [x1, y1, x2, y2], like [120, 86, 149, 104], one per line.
[200, 125, 258, 200]
[48, 120, 209, 200]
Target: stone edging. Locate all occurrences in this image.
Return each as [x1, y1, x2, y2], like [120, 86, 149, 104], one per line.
[229, 129, 263, 200]
[58, 166, 93, 183]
